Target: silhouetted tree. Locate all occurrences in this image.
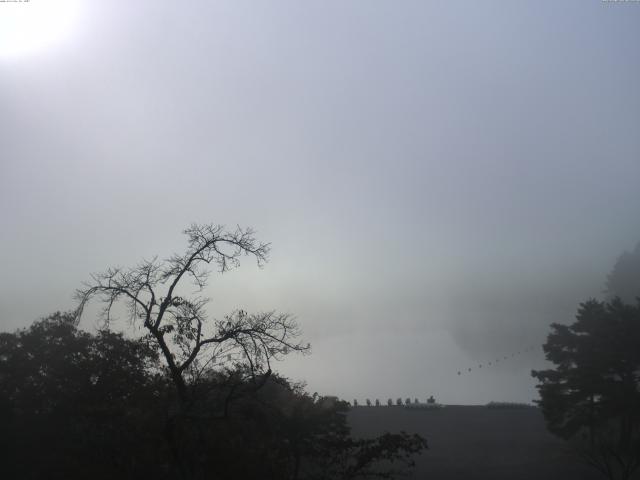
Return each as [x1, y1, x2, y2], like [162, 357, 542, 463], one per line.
[606, 242, 640, 303]
[387, 398, 392, 406]
[366, 398, 371, 407]
[396, 398, 402, 406]
[0, 312, 167, 479]
[353, 399, 358, 407]
[532, 299, 640, 480]
[375, 399, 380, 407]
[0, 314, 428, 480]
[74, 224, 310, 478]
[235, 380, 427, 480]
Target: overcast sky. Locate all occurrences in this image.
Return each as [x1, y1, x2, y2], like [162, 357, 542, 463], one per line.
[1, 0, 639, 404]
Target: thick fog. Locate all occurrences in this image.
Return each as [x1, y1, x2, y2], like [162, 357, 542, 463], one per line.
[1, 0, 639, 404]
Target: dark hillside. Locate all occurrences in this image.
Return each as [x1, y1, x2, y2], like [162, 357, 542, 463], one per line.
[348, 405, 600, 480]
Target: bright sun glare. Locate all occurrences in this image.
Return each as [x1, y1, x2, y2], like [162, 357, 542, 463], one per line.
[0, 0, 81, 59]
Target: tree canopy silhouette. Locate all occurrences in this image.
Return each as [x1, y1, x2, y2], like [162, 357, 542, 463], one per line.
[74, 223, 310, 478]
[75, 224, 309, 406]
[0, 312, 427, 480]
[532, 298, 640, 480]
[66, 223, 426, 479]
[0, 312, 167, 479]
[606, 242, 640, 303]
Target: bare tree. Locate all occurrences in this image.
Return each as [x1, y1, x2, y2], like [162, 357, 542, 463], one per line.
[75, 223, 309, 407]
[75, 224, 312, 479]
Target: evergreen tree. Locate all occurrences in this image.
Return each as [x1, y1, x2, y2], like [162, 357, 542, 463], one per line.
[532, 299, 640, 480]
[606, 242, 640, 303]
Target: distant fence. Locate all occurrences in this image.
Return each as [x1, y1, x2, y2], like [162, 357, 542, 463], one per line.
[348, 400, 535, 409]
[349, 398, 441, 408]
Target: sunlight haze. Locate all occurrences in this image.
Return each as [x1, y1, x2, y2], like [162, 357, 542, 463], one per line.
[1, 0, 639, 405]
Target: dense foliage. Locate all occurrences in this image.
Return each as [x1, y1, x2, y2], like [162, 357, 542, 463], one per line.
[0, 313, 426, 480]
[532, 299, 640, 480]
[0, 312, 168, 479]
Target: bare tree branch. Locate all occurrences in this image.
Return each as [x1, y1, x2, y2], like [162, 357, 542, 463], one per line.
[74, 223, 308, 407]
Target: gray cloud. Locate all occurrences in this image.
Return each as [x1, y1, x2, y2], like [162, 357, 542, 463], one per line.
[1, 0, 639, 404]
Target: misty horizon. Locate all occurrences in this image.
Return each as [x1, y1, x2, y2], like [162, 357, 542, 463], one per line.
[2, 0, 640, 406]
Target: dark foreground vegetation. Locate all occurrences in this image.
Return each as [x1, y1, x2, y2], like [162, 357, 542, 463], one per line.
[0, 312, 426, 480]
[533, 298, 640, 480]
[2, 226, 638, 480]
[0, 224, 426, 480]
